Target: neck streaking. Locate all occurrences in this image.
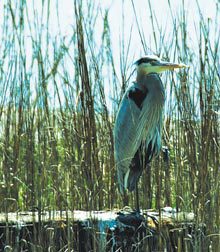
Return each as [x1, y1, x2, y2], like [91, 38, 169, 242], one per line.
[136, 73, 165, 105]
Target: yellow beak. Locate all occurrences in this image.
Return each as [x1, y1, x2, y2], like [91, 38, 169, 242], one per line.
[158, 61, 189, 70]
[137, 60, 189, 75]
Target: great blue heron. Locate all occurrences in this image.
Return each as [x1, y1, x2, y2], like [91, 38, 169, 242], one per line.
[114, 55, 188, 210]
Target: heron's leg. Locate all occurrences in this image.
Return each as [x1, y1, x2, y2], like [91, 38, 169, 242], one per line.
[123, 192, 129, 206]
[135, 182, 140, 213]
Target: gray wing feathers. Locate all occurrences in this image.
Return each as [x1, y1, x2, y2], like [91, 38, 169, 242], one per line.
[114, 76, 165, 193]
[114, 94, 141, 192]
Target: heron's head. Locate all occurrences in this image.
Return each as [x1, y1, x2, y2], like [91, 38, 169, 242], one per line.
[135, 55, 189, 75]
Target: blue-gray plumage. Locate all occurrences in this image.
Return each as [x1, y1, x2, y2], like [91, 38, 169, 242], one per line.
[114, 55, 188, 194]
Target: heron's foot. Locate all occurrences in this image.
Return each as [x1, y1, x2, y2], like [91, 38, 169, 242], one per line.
[117, 208, 145, 228]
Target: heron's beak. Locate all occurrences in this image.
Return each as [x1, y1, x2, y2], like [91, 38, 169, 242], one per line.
[158, 61, 189, 71]
[136, 60, 189, 75]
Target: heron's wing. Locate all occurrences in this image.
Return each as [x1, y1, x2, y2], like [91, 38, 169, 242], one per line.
[114, 85, 146, 192]
[126, 144, 145, 191]
[114, 75, 165, 193]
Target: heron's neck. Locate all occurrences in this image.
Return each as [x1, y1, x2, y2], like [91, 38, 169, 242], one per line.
[136, 73, 165, 103]
[136, 73, 158, 91]
[136, 73, 149, 92]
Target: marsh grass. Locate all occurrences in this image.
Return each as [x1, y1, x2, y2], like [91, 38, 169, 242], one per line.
[0, 0, 219, 250]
